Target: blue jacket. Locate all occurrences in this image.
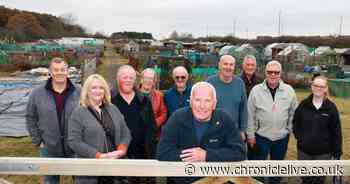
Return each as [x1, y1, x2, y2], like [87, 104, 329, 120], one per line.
[157, 107, 246, 183]
[164, 85, 191, 117]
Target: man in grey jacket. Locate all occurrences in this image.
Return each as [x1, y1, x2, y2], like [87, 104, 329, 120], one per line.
[26, 58, 80, 184]
[247, 60, 297, 184]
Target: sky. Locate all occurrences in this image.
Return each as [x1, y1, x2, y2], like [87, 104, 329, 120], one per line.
[2, 0, 350, 39]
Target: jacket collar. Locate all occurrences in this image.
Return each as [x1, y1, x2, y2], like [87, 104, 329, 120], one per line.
[45, 77, 75, 93]
[182, 107, 222, 130]
[262, 80, 284, 92]
[304, 94, 332, 110]
[115, 90, 147, 105]
[240, 72, 257, 83]
[172, 84, 191, 95]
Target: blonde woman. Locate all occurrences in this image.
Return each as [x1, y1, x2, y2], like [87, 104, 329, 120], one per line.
[68, 74, 131, 184]
[293, 75, 342, 184]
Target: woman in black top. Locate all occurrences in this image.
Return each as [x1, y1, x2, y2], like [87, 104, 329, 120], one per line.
[293, 75, 342, 184]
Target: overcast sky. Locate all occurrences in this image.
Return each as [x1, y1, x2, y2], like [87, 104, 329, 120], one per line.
[2, 0, 350, 39]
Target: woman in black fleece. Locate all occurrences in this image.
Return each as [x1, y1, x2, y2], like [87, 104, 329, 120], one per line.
[293, 75, 342, 184]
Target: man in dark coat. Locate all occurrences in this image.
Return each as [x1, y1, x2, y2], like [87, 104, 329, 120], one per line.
[111, 65, 157, 184]
[157, 81, 246, 184]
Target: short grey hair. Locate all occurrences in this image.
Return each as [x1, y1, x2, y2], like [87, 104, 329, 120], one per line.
[141, 68, 157, 81]
[219, 55, 236, 63]
[265, 60, 282, 71]
[172, 66, 188, 78]
[190, 81, 217, 103]
[116, 65, 137, 89]
[243, 55, 256, 63]
[116, 65, 136, 80]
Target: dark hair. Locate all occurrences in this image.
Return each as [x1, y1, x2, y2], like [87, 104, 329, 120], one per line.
[49, 57, 68, 69]
[311, 73, 321, 81]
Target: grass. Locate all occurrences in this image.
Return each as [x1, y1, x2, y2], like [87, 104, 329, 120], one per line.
[0, 90, 349, 184]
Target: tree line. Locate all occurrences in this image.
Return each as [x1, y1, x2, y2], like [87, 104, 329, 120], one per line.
[0, 6, 87, 42]
[173, 33, 350, 48]
[110, 31, 153, 40]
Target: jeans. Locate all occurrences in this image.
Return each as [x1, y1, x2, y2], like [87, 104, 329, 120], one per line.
[251, 133, 290, 184]
[40, 147, 59, 184]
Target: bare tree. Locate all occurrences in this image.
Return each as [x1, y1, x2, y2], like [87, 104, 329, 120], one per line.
[59, 12, 77, 25]
[169, 30, 179, 40]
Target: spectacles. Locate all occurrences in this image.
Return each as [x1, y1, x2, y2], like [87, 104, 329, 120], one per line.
[312, 84, 327, 89]
[266, 70, 280, 75]
[175, 76, 186, 80]
[142, 77, 154, 82]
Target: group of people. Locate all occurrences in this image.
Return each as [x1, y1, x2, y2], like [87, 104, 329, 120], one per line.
[25, 55, 342, 184]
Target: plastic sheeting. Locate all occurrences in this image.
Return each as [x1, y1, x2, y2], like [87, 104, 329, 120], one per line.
[0, 70, 81, 137]
[0, 80, 41, 137]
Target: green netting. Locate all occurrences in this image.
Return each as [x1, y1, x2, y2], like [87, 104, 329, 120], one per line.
[0, 43, 65, 52]
[159, 50, 175, 57]
[185, 51, 202, 63]
[0, 51, 10, 64]
[192, 67, 218, 76]
[30, 59, 80, 66]
[154, 67, 217, 77]
[0, 44, 25, 52]
[328, 78, 350, 98]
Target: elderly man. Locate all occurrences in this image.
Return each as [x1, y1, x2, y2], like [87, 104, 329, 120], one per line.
[240, 55, 263, 97]
[26, 57, 81, 184]
[157, 81, 246, 184]
[112, 65, 157, 184]
[207, 55, 248, 141]
[247, 60, 298, 184]
[111, 65, 157, 160]
[164, 66, 191, 117]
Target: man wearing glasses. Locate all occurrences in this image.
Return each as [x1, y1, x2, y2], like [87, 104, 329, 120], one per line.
[246, 60, 298, 184]
[164, 66, 192, 117]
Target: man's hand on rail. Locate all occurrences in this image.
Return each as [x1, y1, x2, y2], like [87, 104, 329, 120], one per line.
[180, 147, 206, 162]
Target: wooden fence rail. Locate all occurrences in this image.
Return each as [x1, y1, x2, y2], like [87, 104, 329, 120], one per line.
[0, 157, 349, 177]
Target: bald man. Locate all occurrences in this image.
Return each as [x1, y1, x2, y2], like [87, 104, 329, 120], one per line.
[157, 81, 245, 184]
[207, 55, 248, 142]
[164, 66, 192, 117]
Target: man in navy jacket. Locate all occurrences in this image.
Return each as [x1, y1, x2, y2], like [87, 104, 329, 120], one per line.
[157, 81, 246, 184]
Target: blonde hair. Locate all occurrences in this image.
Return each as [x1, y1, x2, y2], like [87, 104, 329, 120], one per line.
[80, 74, 111, 107]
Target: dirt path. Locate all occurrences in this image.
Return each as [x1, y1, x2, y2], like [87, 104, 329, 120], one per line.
[96, 41, 128, 88]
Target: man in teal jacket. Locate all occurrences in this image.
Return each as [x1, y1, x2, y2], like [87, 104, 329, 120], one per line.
[207, 55, 248, 142]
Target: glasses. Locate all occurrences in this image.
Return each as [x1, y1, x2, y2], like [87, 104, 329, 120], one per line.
[266, 70, 280, 75]
[175, 76, 186, 80]
[142, 77, 154, 82]
[312, 84, 327, 89]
